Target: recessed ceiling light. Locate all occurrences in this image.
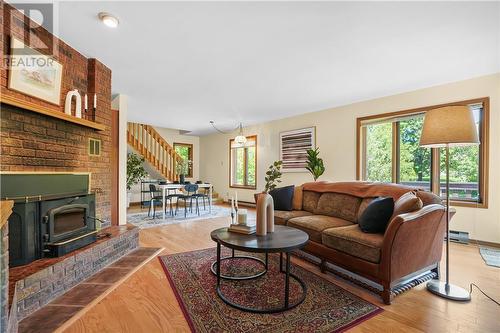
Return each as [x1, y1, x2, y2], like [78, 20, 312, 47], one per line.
[98, 12, 119, 28]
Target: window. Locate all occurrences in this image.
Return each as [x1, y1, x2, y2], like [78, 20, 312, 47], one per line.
[357, 98, 489, 207]
[173, 143, 193, 177]
[230, 135, 257, 189]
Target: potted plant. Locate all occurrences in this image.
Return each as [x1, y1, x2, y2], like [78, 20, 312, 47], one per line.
[255, 160, 283, 202]
[126, 153, 148, 207]
[306, 148, 325, 181]
[175, 159, 192, 184]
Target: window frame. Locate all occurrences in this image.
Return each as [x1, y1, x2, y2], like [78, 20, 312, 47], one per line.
[173, 142, 193, 178]
[229, 135, 257, 190]
[356, 97, 489, 208]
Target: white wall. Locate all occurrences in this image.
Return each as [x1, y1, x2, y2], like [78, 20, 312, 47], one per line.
[111, 94, 128, 225]
[200, 73, 500, 243]
[129, 127, 201, 203]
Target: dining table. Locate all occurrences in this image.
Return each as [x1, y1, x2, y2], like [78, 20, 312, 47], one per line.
[157, 183, 213, 219]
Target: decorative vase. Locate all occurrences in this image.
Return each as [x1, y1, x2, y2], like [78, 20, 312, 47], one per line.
[256, 193, 274, 236]
[254, 191, 265, 204]
[180, 174, 185, 184]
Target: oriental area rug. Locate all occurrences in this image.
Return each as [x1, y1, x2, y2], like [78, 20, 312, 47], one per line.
[159, 248, 382, 333]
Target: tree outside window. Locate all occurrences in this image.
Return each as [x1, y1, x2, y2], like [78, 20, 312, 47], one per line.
[359, 99, 488, 207]
[173, 143, 193, 177]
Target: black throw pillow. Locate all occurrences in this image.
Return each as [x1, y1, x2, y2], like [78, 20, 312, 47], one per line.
[269, 185, 295, 211]
[358, 197, 394, 233]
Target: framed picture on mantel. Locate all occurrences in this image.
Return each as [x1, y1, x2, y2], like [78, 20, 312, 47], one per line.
[8, 37, 63, 105]
[280, 126, 316, 172]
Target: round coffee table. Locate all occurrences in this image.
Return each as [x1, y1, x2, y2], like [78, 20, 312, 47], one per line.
[210, 225, 309, 313]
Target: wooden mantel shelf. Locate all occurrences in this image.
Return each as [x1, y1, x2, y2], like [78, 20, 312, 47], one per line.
[1, 94, 106, 131]
[0, 200, 14, 229]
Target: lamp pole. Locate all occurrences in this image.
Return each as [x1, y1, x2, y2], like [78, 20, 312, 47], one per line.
[426, 144, 470, 301]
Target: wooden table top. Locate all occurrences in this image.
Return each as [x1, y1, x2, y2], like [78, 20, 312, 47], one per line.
[210, 225, 309, 253]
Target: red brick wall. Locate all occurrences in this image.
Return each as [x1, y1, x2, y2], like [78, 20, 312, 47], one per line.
[0, 2, 113, 223]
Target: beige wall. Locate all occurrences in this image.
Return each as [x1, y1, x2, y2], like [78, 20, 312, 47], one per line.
[200, 73, 500, 243]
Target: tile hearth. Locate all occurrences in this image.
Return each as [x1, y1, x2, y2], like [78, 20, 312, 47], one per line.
[9, 225, 140, 324]
[18, 247, 161, 333]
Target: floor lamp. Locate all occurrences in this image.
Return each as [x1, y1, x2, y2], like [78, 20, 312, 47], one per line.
[419, 105, 479, 301]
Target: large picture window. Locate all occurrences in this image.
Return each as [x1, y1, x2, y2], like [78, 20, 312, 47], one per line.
[357, 98, 489, 208]
[230, 135, 257, 189]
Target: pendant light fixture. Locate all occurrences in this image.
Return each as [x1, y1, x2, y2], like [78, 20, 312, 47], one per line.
[210, 121, 247, 145]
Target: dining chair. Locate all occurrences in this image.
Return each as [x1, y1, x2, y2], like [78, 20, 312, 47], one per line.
[193, 181, 209, 211]
[148, 184, 174, 218]
[175, 184, 200, 217]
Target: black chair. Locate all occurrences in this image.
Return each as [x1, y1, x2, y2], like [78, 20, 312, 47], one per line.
[148, 184, 174, 218]
[193, 181, 209, 211]
[175, 184, 200, 217]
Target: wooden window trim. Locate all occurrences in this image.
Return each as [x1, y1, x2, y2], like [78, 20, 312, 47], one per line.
[356, 97, 489, 208]
[229, 135, 257, 190]
[173, 142, 193, 178]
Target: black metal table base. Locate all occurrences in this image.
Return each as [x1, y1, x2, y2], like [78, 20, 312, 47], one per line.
[210, 248, 268, 280]
[214, 243, 307, 313]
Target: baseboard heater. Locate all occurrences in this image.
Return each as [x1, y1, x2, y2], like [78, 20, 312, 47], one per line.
[447, 230, 469, 244]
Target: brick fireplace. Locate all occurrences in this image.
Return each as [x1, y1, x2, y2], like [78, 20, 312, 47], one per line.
[0, 3, 124, 331]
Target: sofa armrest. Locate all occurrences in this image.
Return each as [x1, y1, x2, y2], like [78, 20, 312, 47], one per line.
[379, 204, 446, 283]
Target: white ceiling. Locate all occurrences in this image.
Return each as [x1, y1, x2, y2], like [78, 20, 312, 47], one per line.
[48, 2, 500, 134]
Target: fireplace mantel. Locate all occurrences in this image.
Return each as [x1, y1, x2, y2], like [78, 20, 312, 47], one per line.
[1, 93, 106, 131]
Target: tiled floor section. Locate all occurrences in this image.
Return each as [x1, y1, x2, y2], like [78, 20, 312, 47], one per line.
[18, 247, 161, 333]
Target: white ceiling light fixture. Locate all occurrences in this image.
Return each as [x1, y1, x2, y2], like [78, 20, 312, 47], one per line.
[98, 12, 119, 28]
[210, 121, 247, 145]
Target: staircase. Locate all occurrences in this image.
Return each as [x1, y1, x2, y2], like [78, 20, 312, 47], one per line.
[127, 122, 182, 181]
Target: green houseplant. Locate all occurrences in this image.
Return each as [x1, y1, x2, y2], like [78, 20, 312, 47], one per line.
[127, 153, 148, 207]
[306, 148, 325, 181]
[264, 160, 283, 192]
[175, 159, 192, 184]
[254, 160, 283, 203]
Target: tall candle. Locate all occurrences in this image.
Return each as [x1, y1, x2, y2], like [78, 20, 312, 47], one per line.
[84, 94, 88, 110]
[235, 192, 238, 210]
[231, 197, 234, 212]
[93, 93, 97, 108]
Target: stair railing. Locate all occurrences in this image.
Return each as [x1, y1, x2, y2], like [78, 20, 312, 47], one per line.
[127, 122, 183, 181]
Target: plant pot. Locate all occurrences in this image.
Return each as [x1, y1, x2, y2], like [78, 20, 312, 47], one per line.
[180, 174, 185, 184]
[127, 192, 131, 208]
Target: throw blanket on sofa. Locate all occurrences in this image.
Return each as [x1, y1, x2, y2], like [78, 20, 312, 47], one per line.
[302, 181, 422, 200]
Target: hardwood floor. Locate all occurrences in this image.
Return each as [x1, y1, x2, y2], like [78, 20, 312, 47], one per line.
[63, 209, 499, 333]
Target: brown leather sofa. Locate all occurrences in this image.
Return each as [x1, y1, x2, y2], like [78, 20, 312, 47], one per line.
[274, 181, 446, 304]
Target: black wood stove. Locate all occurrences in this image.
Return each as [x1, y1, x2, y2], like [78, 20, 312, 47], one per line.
[8, 193, 97, 266]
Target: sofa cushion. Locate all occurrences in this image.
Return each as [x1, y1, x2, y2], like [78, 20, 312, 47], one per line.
[292, 186, 303, 210]
[358, 197, 394, 233]
[315, 192, 361, 222]
[288, 215, 353, 242]
[392, 191, 423, 219]
[357, 197, 376, 223]
[322, 225, 384, 263]
[274, 210, 313, 225]
[269, 185, 295, 211]
[302, 191, 321, 213]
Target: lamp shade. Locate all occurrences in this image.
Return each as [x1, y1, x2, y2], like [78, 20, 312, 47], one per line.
[419, 106, 479, 148]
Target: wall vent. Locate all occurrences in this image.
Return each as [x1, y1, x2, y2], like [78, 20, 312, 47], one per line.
[88, 138, 101, 156]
